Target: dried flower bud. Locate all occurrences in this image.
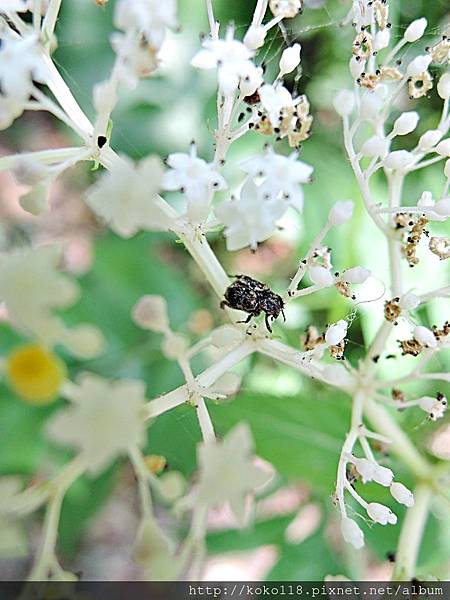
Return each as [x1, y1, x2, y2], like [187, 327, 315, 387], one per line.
[133, 295, 169, 332]
[390, 482, 414, 507]
[367, 502, 397, 525]
[309, 265, 334, 287]
[437, 73, 450, 100]
[244, 25, 267, 50]
[328, 200, 354, 226]
[404, 18, 427, 43]
[341, 517, 364, 549]
[333, 90, 355, 118]
[279, 44, 301, 75]
[414, 325, 437, 348]
[325, 320, 348, 346]
[393, 111, 419, 136]
[342, 266, 371, 284]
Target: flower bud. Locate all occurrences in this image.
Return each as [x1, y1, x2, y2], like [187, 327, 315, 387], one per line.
[399, 292, 420, 311]
[418, 129, 442, 151]
[437, 73, 450, 100]
[414, 325, 437, 348]
[434, 197, 450, 217]
[435, 139, 450, 157]
[328, 200, 354, 226]
[211, 325, 244, 347]
[309, 265, 334, 287]
[244, 25, 267, 50]
[419, 396, 436, 413]
[342, 266, 371, 284]
[62, 324, 105, 359]
[269, 0, 302, 19]
[384, 150, 414, 170]
[333, 90, 356, 118]
[393, 111, 419, 136]
[360, 86, 386, 120]
[341, 517, 364, 549]
[374, 29, 390, 51]
[279, 43, 301, 75]
[367, 503, 397, 525]
[133, 295, 169, 332]
[349, 56, 365, 79]
[360, 135, 389, 158]
[325, 320, 347, 346]
[390, 482, 414, 507]
[158, 471, 186, 502]
[208, 372, 241, 397]
[404, 18, 427, 43]
[445, 159, 450, 179]
[406, 55, 432, 77]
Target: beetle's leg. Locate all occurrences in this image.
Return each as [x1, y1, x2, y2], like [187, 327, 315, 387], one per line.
[265, 314, 273, 333]
[237, 313, 253, 324]
[281, 309, 286, 322]
[220, 300, 229, 309]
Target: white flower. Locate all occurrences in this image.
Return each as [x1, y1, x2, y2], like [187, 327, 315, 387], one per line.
[309, 265, 334, 287]
[418, 130, 443, 151]
[0, 33, 47, 130]
[0, 0, 32, 11]
[328, 200, 354, 226]
[269, 0, 302, 19]
[0, 245, 78, 342]
[351, 0, 372, 29]
[162, 145, 227, 222]
[419, 396, 436, 413]
[243, 25, 267, 50]
[383, 150, 414, 171]
[434, 197, 450, 217]
[333, 90, 355, 118]
[325, 320, 347, 346]
[414, 325, 437, 348]
[445, 159, 450, 179]
[342, 267, 371, 284]
[404, 18, 427, 43]
[349, 56, 365, 80]
[341, 517, 364, 549]
[241, 147, 313, 212]
[279, 44, 301, 76]
[392, 112, 419, 136]
[351, 457, 393, 486]
[132, 295, 169, 332]
[416, 191, 448, 221]
[360, 86, 387, 121]
[191, 29, 262, 96]
[132, 516, 175, 580]
[12, 157, 55, 215]
[406, 55, 432, 78]
[86, 154, 171, 238]
[390, 482, 414, 507]
[259, 83, 296, 126]
[111, 33, 159, 87]
[46, 374, 147, 475]
[60, 325, 106, 360]
[367, 502, 397, 525]
[437, 73, 450, 100]
[188, 423, 272, 523]
[215, 178, 285, 251]
[114, 0, 177, 49]
[435, 139, 450, 157]
[360, 135, 390, 158]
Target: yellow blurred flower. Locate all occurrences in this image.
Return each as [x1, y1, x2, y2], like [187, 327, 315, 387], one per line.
[6, 344, 66, 405]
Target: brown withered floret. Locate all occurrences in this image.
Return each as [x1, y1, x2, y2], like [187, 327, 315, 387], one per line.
[392, 388, 405, 403]
[432, 321, 450, 342]
[402, 215, 429, 267]
[302, 325, 325, 351]
[408, 71, 433, 100]
[426, 36, 450, 64]
[352, 31, 373, 60]
[399, 338, 423, 357]
[374, 0, 389, 30]
[429, 237, 450, 261]
[394, 212, 410, 229]
[279, 96, 313, 148]
[357, 71, 380, 90]
[335, 280, 352, 299]
[379, 66, 402, 82]
[384, 297, 401, 324]
[329, 340, 346, 361]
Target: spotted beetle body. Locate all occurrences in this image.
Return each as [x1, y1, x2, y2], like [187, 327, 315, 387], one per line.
[221, 275, 285, 333]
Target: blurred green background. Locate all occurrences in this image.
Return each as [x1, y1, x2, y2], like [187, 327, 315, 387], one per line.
[0, 0, 450, 581]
